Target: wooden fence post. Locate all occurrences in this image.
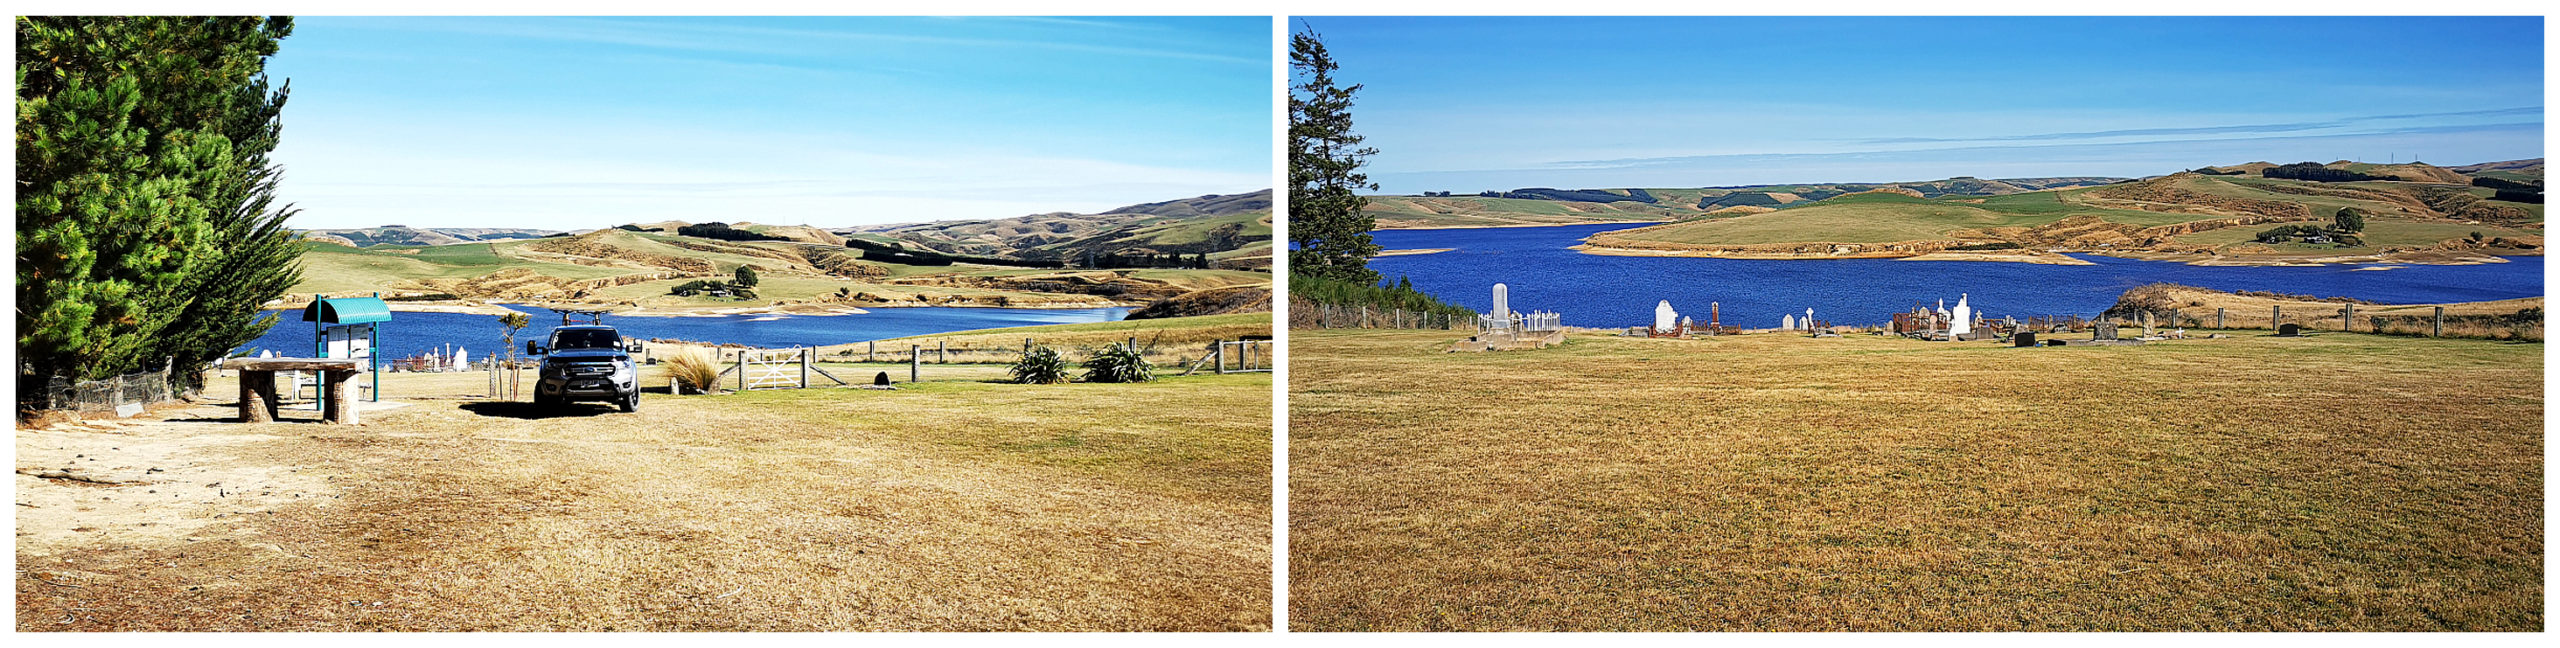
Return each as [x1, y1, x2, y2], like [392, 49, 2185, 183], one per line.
[910, 345, 920, 383]
[1213, 342, 1225, 375]
[2216, 307, 2225, 329]
[937, 341, 946, 364]
[2272, 305, 2282, 330]
[2434, 306, 2445, 337]
[867, 341, 875, 363]
[1024, 337, 1033, 357]
[736, 351, 746, 391]
[2343, 304, 2355, 332]
[800, 348, 810, 388]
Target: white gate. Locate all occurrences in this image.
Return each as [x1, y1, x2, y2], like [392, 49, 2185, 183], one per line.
[738, 348, 805, 390]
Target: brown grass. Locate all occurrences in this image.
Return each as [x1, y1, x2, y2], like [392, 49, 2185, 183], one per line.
[19, 366, 1271, 631]
[1289, 329, 2542, 631]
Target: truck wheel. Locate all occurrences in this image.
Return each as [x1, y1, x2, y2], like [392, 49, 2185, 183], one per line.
[620, 391, 639, 413]
[534, 392, 557, 408]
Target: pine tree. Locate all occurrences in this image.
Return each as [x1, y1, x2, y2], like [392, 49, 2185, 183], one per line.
[17, 17, 300, 397]
[1287, 29, 1382, 284]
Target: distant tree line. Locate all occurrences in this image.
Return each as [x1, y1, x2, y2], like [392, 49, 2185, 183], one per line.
[842, 238, 1062, 268]
[2253, 208, 2368, 246]
[669, 279, 755, 300]
[678, 222, 788, 242]
[1475, 188, 1659, 203]
[2263, 162, 2387, 183]
[1091, 252, 1213, 269]
[1946, 242, 2023, 251]
[2492, 190, 2543, 204]
[2189, 167, 2246, 176]
[2469, 176, 2541, 192]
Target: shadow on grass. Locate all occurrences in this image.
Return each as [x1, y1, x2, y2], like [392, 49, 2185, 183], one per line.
[459, 401, 623, 420]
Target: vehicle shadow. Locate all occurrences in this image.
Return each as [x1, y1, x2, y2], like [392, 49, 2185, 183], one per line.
[459, 401, 622, 420]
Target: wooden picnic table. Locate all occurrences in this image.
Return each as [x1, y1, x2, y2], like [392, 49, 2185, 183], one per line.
[220, 357, 364, 424]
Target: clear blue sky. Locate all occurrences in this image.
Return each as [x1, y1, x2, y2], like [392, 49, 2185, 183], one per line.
[266, 16, 1272, 229]
[1295, 16, 2544, 193]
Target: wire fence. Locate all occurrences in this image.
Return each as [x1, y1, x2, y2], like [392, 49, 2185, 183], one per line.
[1292, 300, 1468, 330]
[31, 357, 179, 417]
[2100, 306, 2543, 341]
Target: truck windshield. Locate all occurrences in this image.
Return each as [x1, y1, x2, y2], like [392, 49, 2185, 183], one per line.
[552, 329, 621, 350]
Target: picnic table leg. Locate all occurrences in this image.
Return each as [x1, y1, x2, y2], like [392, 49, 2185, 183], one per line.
[239, 370, 274, 423]
[324, 370, 359, 424]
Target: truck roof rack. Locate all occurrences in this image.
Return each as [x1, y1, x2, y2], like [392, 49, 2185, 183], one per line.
[547, 308, 614, 326]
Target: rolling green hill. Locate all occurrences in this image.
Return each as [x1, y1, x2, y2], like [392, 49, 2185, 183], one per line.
[1367, 177, 2126, 229]
[300, 226, 560, 247]
[847, 190, 1274, 270]
[1578, 167, 2542, 263]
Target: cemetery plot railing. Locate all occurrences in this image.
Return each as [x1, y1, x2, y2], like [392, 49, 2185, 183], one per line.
[1480, 311, 1561, 333]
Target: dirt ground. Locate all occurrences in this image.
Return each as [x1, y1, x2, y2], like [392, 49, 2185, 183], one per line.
[18, 365, 1272, 631]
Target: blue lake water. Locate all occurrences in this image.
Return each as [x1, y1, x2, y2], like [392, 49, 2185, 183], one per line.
[1369, 223, 2546, 329]
[236, 306, 1130, 360]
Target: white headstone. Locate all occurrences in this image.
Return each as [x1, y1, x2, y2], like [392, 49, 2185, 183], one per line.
[1950, 294, 1974, 337]
[1783, 314, 1796, 330]
[1805, 308, 1815, 330]
[455, 346, 469, 369]
[1491, 283, 1511, 321]
[1654, 300, 1678, 333]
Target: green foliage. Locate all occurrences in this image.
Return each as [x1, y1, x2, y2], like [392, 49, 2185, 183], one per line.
[733, 264, 760, 287]
[2254, 224, 2333, 244]
[2332, 207, 2368, 234]
[1080, 342, 1155, 384]
[1289, 273, 1475, 319]
[498, 312, 530, 361]
[1010, 345, 1071, 385]
[1287, 30, 1381, 283]
[16, 16, 301, 392]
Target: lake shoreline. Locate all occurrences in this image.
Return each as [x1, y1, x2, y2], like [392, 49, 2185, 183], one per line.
[1573, 243, 2536, 268]
[270, 299, 1131, 319]
[1378, 220, 1665, 231]
[1369, 222, 2543, 328]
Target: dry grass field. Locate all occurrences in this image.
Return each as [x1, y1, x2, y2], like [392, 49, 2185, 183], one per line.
[19, 365, 1271, 631]
[1288, 329, 2542, 631]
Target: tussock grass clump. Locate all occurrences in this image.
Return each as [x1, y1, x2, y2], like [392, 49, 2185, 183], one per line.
[1010, 345, 1071, 384]
[662, 345, 722, 393]
[1080, 343, 1154, 383]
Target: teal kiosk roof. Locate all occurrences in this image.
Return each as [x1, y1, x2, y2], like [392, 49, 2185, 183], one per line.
[302, 297, 392, 325]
